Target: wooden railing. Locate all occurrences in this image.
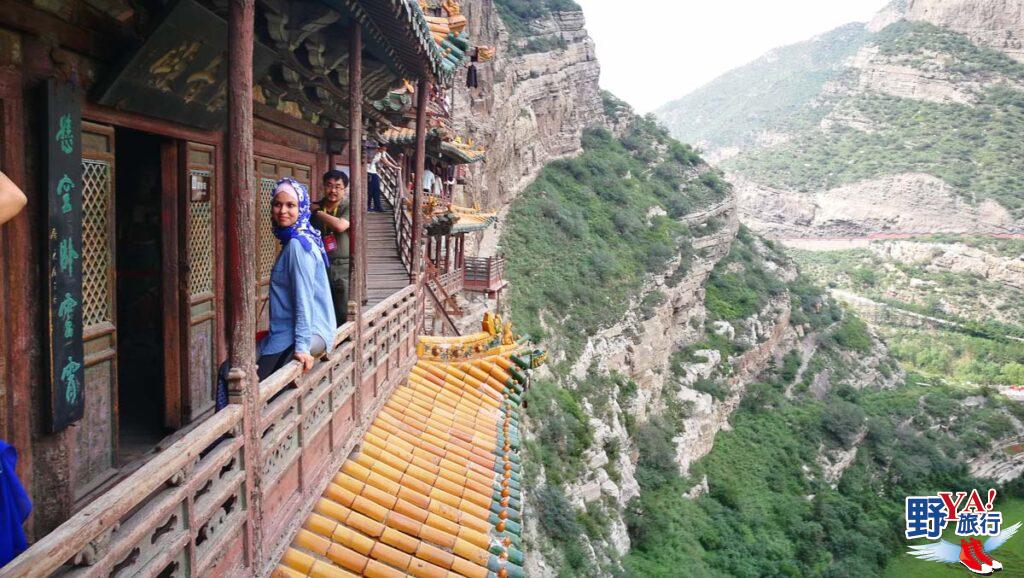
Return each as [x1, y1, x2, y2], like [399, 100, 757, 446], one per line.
[0, 406, 246, 578]
[2, 285, 422, 578]
[424, 279, 461, 336]
[379, 162, 413, 273]
[380, 162, 464, 338]
[256, 284, 419, 571]
[430, 264, 464, 300]
[464, 255, 505, 293]
[425, 256, 463, 314]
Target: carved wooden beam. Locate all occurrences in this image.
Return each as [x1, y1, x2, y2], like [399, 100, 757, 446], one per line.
[287, 4, 340, 50]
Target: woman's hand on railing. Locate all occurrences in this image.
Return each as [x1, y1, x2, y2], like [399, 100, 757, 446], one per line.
[293, 351, 315, 372]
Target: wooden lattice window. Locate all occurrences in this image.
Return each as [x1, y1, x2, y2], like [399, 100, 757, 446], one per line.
[187, 185, 213, 295]
[257, 177, 279, 284]
[185, 145, 216, 297]
[81, 158, 113, 328]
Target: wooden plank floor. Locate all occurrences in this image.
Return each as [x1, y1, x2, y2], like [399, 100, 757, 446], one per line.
[365, 201, 410, 307]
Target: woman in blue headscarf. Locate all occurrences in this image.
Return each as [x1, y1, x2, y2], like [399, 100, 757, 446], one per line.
[257, 177, 337, 378]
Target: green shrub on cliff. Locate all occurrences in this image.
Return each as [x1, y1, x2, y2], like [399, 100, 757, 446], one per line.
[728, 87, 1024, 216]
[829, 316, 873, 354]
[705, 226, 787, 322]
[724, 22, 1024, 217]
[623, 370, 1016, 578]
[493, 0, 581, 53]
[504, 118, 716, 361]
[876, 21, 1024, 80]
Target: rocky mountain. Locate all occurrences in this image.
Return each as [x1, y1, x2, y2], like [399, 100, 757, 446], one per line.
[655, 23, 871, 162]
[655, 0, 1024, 239]
[906, 0, 1024, 61]
[447, 2, 1024, 576]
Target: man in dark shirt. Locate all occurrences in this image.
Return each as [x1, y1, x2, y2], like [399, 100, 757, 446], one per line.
[311, 170, 351, 324]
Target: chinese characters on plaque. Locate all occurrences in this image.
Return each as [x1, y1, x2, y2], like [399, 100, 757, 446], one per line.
[46, 78, 85, 431]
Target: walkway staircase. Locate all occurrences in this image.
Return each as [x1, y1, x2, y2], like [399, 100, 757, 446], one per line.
[371, 163, 461, 335]
[365, 199, 410, 307]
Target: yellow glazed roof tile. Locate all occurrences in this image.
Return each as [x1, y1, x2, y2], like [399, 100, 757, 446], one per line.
[275, 314, 541, 578]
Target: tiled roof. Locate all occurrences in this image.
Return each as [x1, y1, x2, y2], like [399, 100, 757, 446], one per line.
[449, 205, 497, 234]
[273, 315, 544, 578]
[377, 126, 421, 146]
[440, 140, 485, 165]
[349, 0, 469, 85]
[378, 127, 485, 165]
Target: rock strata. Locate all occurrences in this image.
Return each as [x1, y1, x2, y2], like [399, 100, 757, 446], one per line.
[736, 172, 1021, 239]
[907, 0, 1024, 61]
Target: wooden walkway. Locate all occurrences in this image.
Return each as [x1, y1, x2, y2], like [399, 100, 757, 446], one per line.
[366, 201, 410, 306]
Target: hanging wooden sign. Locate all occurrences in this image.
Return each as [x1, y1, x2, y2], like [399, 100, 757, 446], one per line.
[95, 0, 273, 130]
[44, 78, 85, 432]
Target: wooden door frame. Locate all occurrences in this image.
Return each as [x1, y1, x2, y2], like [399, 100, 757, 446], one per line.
[161, 142, 183, 428]
[81, 105, 224, 431]
[78, 121, 118, 498]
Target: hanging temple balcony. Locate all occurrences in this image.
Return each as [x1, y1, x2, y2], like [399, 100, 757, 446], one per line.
[0, 0, 533, 576]
[1, 305, 544, 578]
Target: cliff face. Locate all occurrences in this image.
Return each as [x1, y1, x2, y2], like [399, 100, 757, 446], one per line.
[735, 173, 1019, 239]
[452, 1, 602, 253]
[448, 7, 895, 573]
[460, 3, 1024, 576]
[907, 0, 1024, 60]
[522, 184, 774, 575]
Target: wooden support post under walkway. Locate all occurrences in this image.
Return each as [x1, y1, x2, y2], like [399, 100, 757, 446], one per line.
[225, 0, 259, 570]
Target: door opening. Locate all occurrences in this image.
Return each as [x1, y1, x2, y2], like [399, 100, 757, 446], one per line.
[114, 128, 167, 463]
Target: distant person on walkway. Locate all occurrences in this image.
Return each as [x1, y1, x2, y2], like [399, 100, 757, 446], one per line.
[261, 177, 336, 375]
[312, 170, 351, 325]
[422, 161, 437, 196]
[366, 144, 387, 212]
[0, 171, 27, 225]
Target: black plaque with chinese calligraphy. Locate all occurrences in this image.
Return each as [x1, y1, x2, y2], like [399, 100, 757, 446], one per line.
[94, 0, 273, 130]
[44, 78, 85, 432]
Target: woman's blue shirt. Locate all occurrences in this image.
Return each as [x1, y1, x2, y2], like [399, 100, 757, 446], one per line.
[260, 238, 337, 355]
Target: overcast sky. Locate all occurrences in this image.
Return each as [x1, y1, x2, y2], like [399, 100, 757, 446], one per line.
[574, 0, 891, 112]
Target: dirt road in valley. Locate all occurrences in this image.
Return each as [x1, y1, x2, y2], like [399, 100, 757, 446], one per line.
[777, 233, 1024, 251]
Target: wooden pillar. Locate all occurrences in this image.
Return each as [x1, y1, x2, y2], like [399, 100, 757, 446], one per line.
[347, 23, 366, 425]
[360, 148, 368, 304]
[0, 69, 33, 536]
[444, 236, 451, 273]
[411, 78, 429, 285]
[225, 0, 259, 569]
[349, 28, 363, 307]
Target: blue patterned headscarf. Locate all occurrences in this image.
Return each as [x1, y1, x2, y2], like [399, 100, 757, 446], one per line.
[270, 177, 329, 268]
